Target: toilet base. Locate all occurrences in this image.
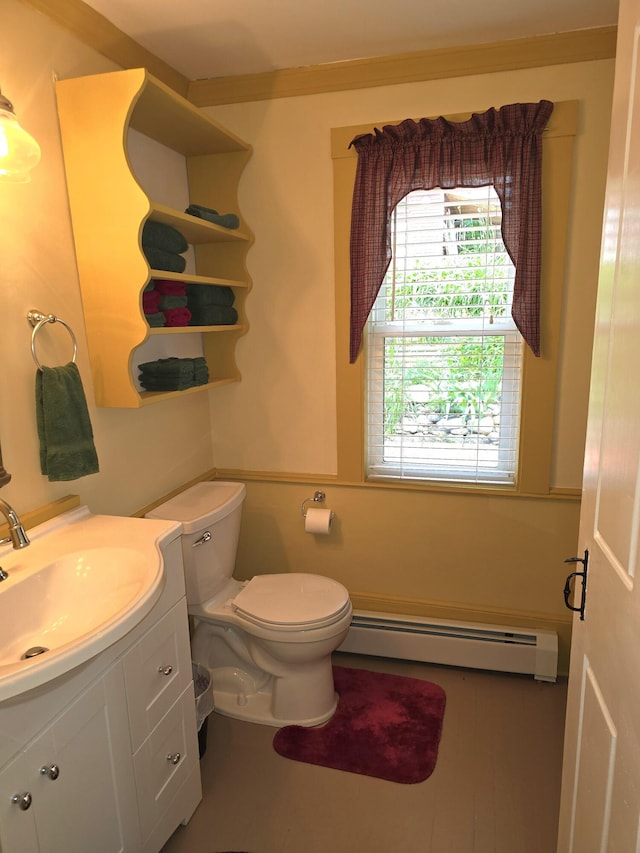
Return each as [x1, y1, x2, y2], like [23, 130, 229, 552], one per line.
[190, 611, 351, 728]
[212, 684, 338, 727]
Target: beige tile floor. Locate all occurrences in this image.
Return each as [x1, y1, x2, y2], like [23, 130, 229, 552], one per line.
[161, 652, 567, 853]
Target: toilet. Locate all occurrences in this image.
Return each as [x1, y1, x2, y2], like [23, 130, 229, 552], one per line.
[146, 481, 352, 727]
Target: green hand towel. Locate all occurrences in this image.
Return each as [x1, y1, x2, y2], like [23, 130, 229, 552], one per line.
[138, 357, 194, 379]
[145, 311, 165, 327]
[186, 284, 235, 307]
[138, 356, 209, 391]
[159, 295, 188, 310]
[142, 220, 188, 254]
[189, 305, 238, 326]
[143, 246, 186, 274]
[185, 204, 240, 230]
[35, 363, 99, 482]
[139, 376, 195, 391]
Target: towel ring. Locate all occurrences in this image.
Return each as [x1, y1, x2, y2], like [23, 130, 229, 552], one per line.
[27, 310, 78, 370]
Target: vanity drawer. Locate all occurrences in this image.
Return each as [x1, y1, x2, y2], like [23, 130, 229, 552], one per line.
[123, 599, 192, 751]
[133, 684, 199, 842]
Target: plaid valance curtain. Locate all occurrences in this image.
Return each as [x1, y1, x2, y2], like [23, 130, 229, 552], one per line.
[348, 100, 554, 363]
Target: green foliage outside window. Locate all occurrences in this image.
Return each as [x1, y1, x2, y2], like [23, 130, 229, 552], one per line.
[380, 217, 512, 437]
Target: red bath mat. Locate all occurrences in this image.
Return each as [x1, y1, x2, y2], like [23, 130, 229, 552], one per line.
[273, 665, 446, 784]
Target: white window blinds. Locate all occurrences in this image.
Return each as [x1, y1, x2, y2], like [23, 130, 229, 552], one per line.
[366, 186, 523, 485]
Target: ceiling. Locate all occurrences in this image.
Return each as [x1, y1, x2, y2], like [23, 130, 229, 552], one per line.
[81, 0, 619, 81]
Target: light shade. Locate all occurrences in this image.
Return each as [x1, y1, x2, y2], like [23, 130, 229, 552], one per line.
[0, 93, 41, 183]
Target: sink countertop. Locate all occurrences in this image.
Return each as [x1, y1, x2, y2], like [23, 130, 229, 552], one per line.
[0, 506, 181, 702]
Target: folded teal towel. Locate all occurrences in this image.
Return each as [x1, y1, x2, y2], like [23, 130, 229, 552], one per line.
[138, 357, 209, 391]
[193, 356, 209, 383]
[189, 305, 238, 326]
[186, 284, 235, 307]
[139, 376, 194, 391]
[142, 220, 188, 254]
[185, 204, 240, 230]
[144, 246, 186, 274]
[145, 311, 165, 327]
[139, 377, 209, 391]
[159, 294, 188, 310]
[35, 363, 99, 482]
[138, 357, 194, 379]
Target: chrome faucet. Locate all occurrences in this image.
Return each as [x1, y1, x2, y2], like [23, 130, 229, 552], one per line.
[0, 499, 30, 550]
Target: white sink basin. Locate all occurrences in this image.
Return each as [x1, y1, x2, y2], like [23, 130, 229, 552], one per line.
[0, 506, 179, 701]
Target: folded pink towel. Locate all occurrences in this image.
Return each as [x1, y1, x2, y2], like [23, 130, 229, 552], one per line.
[163, 307, 192, 327]
[154, 279, 187, 296]
[143, 290, 161, 313]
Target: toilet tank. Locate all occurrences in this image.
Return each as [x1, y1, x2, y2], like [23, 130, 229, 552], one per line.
[146, 481, 246, 606]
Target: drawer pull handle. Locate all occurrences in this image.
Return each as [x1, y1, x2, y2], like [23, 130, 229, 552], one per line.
[40, 764, 60, 780]
[158, 665, 173, 676]
[11, 792, 32, 810]
[166, 752, 181, 765]
[192, 531, 211, 547]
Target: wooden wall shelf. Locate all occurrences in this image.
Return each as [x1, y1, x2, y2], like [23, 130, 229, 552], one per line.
[56, 68, 252, 408]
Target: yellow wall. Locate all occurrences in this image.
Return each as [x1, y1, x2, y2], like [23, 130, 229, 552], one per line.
[228, 478, 580, 670]
[206, 63, 613, 487]
[204, 58, 613, 673]
[1, 0, 215, 517]
[4, 0, 616, 673]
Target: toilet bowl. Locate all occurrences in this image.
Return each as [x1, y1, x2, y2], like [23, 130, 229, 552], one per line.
[146, 481, 352, 727]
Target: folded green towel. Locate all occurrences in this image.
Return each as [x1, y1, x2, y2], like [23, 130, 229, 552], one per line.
[185, 204, 240, 230]
[138, 357, 194, 379]
[35, 363, 99, 482]
[139, 373, 209, 391]
[138, 356, 209, 391]
[159, 295, 188, 310]
[144, 246, 187, 274]
[142, 220, 188, 254]
[189, 305, 238, 326]
[139, 376, 195, 391]
[186, 284, 235, 307]
[145, 311, 165, 327]
[193, 357, 209, 383]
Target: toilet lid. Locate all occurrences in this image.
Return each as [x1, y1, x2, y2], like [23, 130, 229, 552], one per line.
[231, 573, 350, 627]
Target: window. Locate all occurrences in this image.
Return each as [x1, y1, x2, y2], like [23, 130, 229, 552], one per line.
[331, 101, 578, 495]
[366, 185, 522, 484]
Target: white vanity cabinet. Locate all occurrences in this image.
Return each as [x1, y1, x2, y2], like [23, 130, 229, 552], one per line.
[0, 664, 139, 852]
[0, 532, 201, 853]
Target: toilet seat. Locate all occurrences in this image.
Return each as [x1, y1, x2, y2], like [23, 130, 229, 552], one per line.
[231, 573, 350, 630]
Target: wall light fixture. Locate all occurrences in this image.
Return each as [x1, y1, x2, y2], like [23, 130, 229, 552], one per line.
[0, 90, 41, 183]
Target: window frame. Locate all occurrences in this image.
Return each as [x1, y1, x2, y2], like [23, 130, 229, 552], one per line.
[331, 101, 578, 495]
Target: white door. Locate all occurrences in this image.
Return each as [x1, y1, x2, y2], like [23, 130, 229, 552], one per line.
[557, 1, 640, 850]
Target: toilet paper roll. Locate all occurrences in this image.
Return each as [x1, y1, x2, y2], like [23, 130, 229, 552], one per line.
[304, 507, 334, 535]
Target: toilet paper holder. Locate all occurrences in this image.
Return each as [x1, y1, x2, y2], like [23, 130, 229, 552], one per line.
[301, 490, 327, 517]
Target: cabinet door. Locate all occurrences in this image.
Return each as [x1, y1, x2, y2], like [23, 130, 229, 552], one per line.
[0, 665, 140, 853]
[0, 727, 51, 853]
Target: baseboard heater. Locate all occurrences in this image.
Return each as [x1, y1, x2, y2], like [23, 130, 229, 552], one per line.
[337, 610, 558, 682]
